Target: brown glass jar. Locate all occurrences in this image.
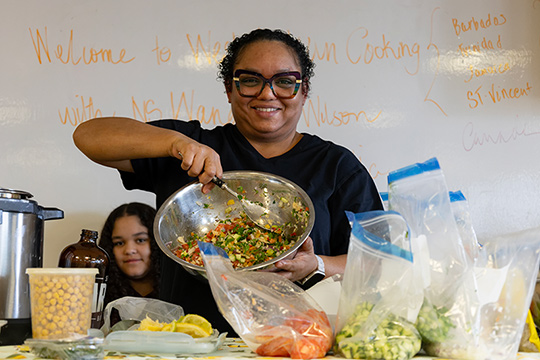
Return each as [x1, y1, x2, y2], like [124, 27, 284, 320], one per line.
[58, 229, 110, 329]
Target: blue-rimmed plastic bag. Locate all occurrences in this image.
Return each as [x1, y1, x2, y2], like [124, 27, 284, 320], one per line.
[387, 158, 471, 287]
[388, 158, 477, 348]
[388, 158, 540, 359]
[449, 190, 482, 263]
[333, 210, 422, 360]
[198, 242, 333, 359]
[422, 227, 540, 359]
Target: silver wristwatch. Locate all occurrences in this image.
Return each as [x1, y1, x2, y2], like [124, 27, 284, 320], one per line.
[296, 255, 325, 290]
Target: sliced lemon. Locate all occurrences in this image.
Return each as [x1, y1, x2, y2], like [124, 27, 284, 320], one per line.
[138, 316, 164, 331]
[174, 323, 211, 338]
[178, 314, 213, 335]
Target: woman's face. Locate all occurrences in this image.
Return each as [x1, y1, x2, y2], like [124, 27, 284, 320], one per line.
[226, 40, 307, 143]
[111, 215, 152, 280]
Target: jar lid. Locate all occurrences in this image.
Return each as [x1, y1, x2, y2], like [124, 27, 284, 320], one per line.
[26, 268, 99, 276]
[0, 188, 33, 200]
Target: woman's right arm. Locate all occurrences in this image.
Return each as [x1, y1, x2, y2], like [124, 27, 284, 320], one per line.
[73, 117, 222, 185]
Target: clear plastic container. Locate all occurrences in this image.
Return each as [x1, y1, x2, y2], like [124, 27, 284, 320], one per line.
[25, 336, 104, 360]
[26, 268, 98, 339]
[103, 330, 226, 354]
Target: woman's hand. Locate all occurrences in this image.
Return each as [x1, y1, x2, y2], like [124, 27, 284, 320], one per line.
[172, 137, 222, 193]
[273, 237, 319, 282]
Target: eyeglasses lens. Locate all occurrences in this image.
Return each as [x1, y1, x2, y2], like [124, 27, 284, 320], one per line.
[237, 73, 299, 99]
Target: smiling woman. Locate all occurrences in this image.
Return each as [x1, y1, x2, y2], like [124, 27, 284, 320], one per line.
[73, 28, 383, 335]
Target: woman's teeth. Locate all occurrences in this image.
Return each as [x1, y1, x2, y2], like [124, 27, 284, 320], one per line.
[255, 107, 278, 112]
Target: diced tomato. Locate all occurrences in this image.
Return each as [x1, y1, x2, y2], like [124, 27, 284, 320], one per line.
[256, 336, 293, 357]
[284, 317, 313, 334]
[305, 309, 332, 330]
[290, 337, 327, 359]
[254, 309, 333, 359]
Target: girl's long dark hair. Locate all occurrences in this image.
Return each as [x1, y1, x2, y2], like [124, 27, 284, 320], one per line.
[98, 202, 160, 306]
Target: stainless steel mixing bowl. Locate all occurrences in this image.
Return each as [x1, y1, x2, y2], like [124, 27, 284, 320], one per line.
[154, 171, 315, 277]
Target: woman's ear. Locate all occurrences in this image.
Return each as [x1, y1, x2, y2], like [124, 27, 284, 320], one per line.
[225, 83, 232, 103]
[301, 82, 309, 105]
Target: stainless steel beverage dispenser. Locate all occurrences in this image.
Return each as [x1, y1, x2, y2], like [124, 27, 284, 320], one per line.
[0, 188, 63, 345]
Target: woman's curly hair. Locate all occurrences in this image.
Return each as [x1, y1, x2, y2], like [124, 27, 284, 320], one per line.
[98, 202, 160, 305]
[218, 29, 315, 96]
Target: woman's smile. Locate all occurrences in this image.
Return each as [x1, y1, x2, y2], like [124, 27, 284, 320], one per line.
[253, 106, 280, 113]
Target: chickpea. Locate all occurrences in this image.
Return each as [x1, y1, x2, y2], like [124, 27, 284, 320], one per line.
[27, 269, 96, 339]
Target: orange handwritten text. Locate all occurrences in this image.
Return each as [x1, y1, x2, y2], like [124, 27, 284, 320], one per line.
[170, 91, 225, 125]
[346, 27, 420, 75]
[306, 37, 338, 64]
[452, 13, 507, 37]
[186, 32, 225, 65]
[302, 96, 381, 127]
[367, 162, 386, 180]
[29, 27, 135, 65]
[131, 91, 227, 125]
[462, 121, 540, 151]
[59, 95, 103, 126]
[424, 7, 447, 116]
[152, 36, 171, 65]
[464, 62, 510, 82]
[467, 81, 532, 109]
[132, 97, 163, 121]
[458, 35, 502, 57]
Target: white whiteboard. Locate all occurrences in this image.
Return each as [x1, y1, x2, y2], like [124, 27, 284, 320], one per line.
[1, 0, 539, 267]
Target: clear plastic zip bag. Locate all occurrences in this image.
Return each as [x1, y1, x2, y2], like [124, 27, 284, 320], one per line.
[199, 242, 333, 359]
[449, 190, 482, 263]
[421, 227, 540, 359]
[387, 158, 479, 354]
[387, 157, 540, 359]
[333, 210, 422, 360]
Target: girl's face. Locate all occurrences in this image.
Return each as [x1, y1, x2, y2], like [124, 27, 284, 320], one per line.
[226, 40, 307, 144]
[111, 215, 152, 280]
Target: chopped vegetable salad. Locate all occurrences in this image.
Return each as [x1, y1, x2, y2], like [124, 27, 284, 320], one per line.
[174, 210, 306, 269]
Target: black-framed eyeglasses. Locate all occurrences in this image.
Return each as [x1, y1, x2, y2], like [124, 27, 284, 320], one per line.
[233, 69, 302, 99]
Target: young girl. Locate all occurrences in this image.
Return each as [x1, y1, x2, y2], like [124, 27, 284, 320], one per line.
[99, 202, 160, 308]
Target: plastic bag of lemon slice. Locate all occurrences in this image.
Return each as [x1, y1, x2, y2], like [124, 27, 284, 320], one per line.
[101, 297, 184, 335]
[101, 297, 226, 354]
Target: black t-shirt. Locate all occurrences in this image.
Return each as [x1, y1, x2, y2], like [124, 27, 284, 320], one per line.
[120, 120, 383, 334]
